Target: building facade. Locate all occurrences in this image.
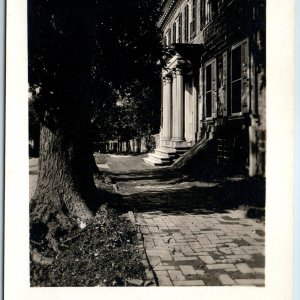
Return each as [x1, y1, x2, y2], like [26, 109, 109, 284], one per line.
[144, 0, 266, 177]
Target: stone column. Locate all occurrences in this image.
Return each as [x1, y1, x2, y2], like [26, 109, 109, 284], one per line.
[171, 70, 177, 140]
[172, 68, 185, 142]
[162, 76, 172, 141]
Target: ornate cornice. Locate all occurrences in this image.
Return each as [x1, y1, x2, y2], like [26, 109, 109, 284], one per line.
[158, 0, 185, 31]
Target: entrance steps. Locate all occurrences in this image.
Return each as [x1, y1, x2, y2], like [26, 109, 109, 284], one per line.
[143, 146, 190, 166]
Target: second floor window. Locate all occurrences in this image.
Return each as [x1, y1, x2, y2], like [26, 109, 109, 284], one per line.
[190, 0, 196, 39]
[184, 5, 189, 42]
[172, 22, 177, 44]
[178, 13, 182, 43]
[201, 0, 222, 27]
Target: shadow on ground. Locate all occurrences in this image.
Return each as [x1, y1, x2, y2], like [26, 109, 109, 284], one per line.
[107, 167, 265, 219]
[109, 168, 191, 184]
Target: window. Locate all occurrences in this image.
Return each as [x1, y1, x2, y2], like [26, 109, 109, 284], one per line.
[205, 64, 212, 117]
[177, 13, 182, 43]
[172, 22, 177, 44]
[230, 39, 249, 114]
[201, 0, 215, 27]
[231, 46, 242, 113]
[184, 5, 189, 42]
[190, 0, 196, 39]
[206, 0, 213, 24]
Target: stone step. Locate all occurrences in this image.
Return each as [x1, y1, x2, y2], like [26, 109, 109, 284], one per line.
[175, 148, 190, 154]
[148, 153, 171, 164]
[154, 147, 177, 154]
[154, 149, 177, 159]
[144, 145, 191, 167]
[143, 157, 172, 167]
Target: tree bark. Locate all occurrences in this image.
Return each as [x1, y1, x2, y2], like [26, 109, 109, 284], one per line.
[30, 123, 99, 228]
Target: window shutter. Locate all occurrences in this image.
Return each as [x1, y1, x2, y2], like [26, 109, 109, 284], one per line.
[211, 59, 217, 118]
[178, 13, 182, 43]
[200, 0, 205, 28]
[222, 51, 228, 116]
[241, 39, 250, 113]
[184, 5, 189, 42]
[199, 66, 203, 121]
[203, 65, 207, 116]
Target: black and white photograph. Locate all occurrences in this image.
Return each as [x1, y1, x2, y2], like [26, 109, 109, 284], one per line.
[4, 0, 295, 298]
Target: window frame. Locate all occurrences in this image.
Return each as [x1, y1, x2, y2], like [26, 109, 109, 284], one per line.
[230, 38, 250, 116]
[177, 12, 183, 43]
[204, 58, 217, 119]
[201, 0, 219, 29]
[184, 5, 189, 43]
[205, 63, 213, 118]
[190, 0, 197, 39]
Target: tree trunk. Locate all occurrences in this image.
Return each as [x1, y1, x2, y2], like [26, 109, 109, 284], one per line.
[30, 124, 99, 228]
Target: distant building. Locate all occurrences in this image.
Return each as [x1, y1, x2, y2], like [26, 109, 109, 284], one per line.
[145, 0, 266, 176]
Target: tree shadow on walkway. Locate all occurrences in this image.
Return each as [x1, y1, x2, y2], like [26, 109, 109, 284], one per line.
[109, 169, 265, 219]
[108, 167, 188, 183]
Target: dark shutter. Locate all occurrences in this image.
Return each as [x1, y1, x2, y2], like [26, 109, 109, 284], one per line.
[241, 39, 250, 113]
[222, 51, 228, 116]
[173, 23, 177, 44]
[204, 64, 207, 116]
[190, 0, 196, 38]
[178, 13, 182, 43]
[200, 0, 205, 28]
[199, 66, 203, 121]
[184, 5, 189, 42]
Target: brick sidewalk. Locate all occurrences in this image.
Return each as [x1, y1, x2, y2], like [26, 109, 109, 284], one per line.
[100, 154, 265, 286]
[136, 210, 264, 286]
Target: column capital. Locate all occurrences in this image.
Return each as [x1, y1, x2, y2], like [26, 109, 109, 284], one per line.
[172, 69, 177, 78]
[174, 67, 184, 76]
[163, 76, 172, 85]
[165, 76, 172, 83]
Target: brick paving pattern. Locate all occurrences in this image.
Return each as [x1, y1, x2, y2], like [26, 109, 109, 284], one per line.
[98, 154, 265, 286]
[136, 210, 264, 286]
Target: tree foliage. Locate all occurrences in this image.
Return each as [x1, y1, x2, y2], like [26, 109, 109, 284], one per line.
[91, 78, 161, 146]
[28, 0, 163, 132]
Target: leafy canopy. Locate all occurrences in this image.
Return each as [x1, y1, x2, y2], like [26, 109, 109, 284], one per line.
[28, 0, 163, 131]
